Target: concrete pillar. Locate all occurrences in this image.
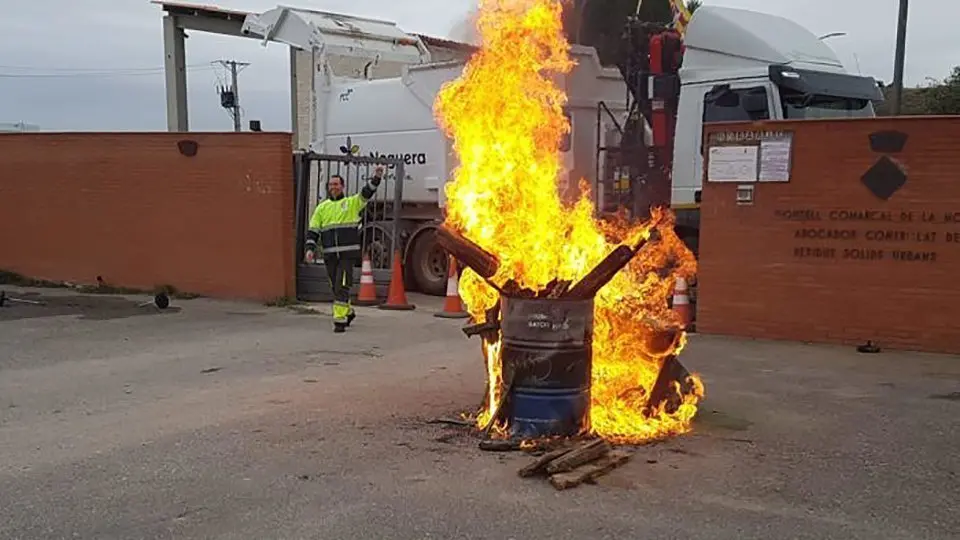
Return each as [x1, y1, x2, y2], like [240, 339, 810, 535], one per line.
[289, 47, 299, 149]
[163, 15, 189, 131]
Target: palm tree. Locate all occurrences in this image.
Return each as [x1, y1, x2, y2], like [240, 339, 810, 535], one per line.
[686, 0, 703, 14]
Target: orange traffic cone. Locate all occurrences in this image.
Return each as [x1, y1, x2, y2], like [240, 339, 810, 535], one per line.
[354, 254, 379, 306]
[672, 276, 692, 330]
[378, 249, 416, 311]
[435, 256, 469, 319]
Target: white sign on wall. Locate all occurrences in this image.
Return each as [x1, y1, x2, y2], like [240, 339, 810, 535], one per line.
[707, 131, 794, 183]
[758, 138, 793, 182]
[707, 145, 758, 182]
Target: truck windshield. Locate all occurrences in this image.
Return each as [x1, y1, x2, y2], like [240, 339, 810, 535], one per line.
[779, 89, 875, 119]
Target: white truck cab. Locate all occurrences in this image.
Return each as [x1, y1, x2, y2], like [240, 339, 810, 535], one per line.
[672, 6, 881, 207]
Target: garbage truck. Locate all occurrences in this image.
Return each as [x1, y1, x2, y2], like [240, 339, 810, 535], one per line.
[243, 4, 882, 296]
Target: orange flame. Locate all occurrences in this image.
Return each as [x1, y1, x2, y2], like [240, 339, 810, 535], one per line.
[435, 0, 703, 444]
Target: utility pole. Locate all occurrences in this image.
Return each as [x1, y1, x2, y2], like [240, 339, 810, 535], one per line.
[228, 60, 241, 132]
[215, 59, 250, 131]
[891, 0, 909, 115]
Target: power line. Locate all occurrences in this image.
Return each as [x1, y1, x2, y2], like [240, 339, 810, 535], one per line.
[0, 63, 214, 72]
[0, 67, 217, 78]
[0, 63, 218, 78]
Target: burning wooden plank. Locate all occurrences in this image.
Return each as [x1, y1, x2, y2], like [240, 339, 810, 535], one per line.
[548, 450, 633, 490]
[462, 320, 500, 339]
[436, 225, 501, 280]
[481, 360, 516, 435]
[646, 355, 696, 415]
[638, 316, 684, 358]
[563, 230, 660, 301]
[542, 278, 572, 299]
[462, 302, 501, 340]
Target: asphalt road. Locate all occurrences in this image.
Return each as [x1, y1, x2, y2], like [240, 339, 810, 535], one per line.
[0, 287, 957, 540]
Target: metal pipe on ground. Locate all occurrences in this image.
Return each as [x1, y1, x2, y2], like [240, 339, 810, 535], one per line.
[0, 290, 44, 307]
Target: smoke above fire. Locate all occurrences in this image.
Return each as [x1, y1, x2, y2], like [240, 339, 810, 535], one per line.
[434, 0, 703, 443]
[449, 6, 480, 46]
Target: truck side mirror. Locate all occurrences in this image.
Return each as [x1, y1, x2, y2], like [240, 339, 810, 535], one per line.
[705, 84, 739, 108]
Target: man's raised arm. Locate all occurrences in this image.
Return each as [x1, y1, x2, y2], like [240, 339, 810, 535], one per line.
[359, 166, 385, 202]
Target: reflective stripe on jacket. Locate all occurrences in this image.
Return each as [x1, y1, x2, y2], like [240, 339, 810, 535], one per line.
[305, 180, 378, 255]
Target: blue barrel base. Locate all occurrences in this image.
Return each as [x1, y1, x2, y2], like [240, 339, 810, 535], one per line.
[509, 387, 590, 439]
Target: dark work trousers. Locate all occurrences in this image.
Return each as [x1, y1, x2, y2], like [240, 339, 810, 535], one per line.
[323, 254, 356, 326]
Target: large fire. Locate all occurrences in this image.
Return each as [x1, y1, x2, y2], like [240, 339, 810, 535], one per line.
[434, 0, 703, 443]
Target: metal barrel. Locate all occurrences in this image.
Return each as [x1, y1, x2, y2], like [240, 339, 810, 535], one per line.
[500, 296, 594, 439]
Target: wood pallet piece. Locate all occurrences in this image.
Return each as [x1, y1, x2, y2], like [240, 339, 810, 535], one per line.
[544, 439, 611, 475]
[549, 450, 633, 491]
[517, 445, 576, 478]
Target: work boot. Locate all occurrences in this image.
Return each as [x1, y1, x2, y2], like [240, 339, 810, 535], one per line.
[334, 323, 347, 334]
[346, 311, 356, 327]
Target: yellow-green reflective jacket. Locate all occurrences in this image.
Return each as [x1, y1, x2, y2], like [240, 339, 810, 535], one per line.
[305, 180, 379, 256]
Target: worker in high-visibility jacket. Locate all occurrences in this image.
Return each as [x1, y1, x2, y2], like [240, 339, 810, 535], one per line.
[304, 168, 384, 333]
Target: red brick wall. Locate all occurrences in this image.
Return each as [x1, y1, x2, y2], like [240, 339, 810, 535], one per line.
[0, 132, 295, 301]
[698, 117, 960, 354]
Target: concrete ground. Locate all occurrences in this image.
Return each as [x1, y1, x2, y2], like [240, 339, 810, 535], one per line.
[0, 286, 957, 540]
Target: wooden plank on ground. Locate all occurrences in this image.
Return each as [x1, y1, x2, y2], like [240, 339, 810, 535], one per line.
[479, 440, 522, 452]
[548, 450, 633, 491]
[517, 445, 576, 478]
[545, 439, 611, 475]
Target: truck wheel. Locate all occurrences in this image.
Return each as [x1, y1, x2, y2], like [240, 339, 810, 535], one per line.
[362, 224, 392, 270]
[409, 230, 448, 297]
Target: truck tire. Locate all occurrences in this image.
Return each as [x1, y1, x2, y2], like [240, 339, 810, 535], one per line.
[361, 223, 393, 270]
[408, 229, 448, 297]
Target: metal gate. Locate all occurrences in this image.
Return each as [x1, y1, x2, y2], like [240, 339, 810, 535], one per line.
[595, 101, 629, 216]
[294, 152, 405, 302]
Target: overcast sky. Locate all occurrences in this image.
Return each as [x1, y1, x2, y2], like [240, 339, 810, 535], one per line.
[0, 0, 953, 131]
